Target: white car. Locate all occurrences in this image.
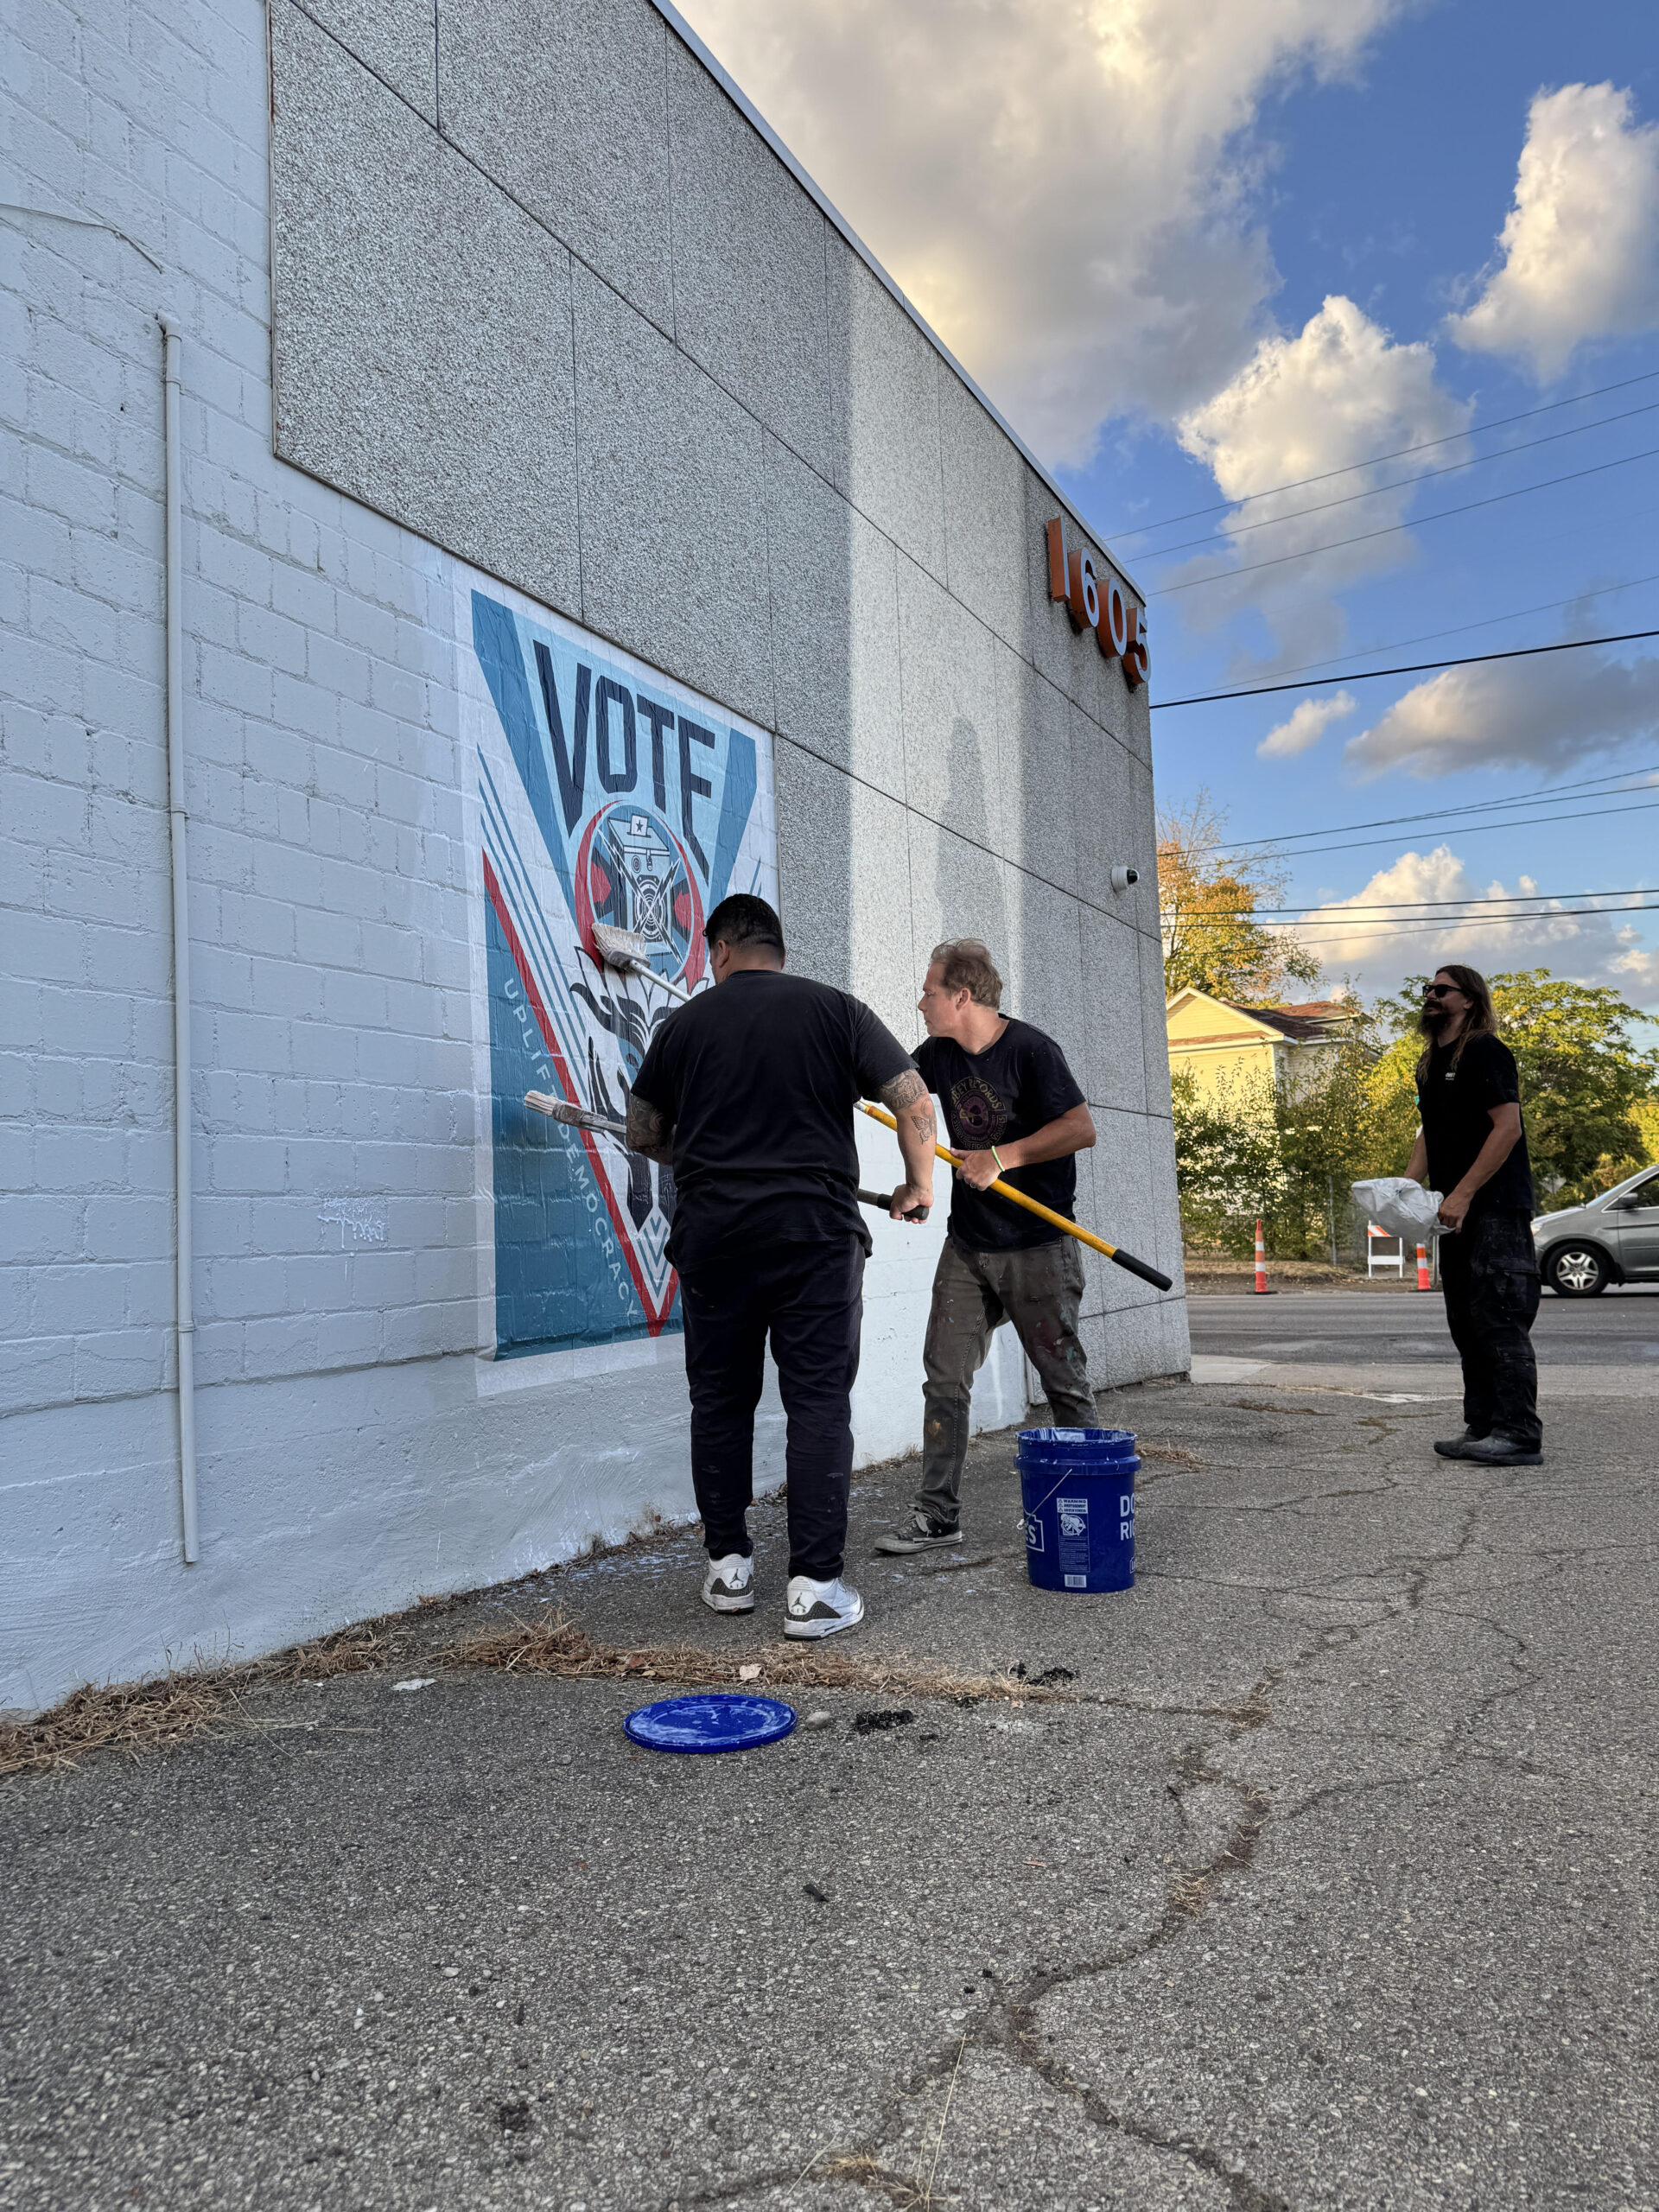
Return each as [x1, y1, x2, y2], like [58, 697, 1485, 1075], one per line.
[1532, 1164, 1659, 1296]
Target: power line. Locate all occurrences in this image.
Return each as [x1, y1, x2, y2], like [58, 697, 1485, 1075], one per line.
[1204, 886, 1658, 917]
[1214, 763, 1659, 854]
[1151, 627, 1659, 709]
[1112, 365, 1659, 538]
[1138, 397, 1659, 562]
[1235, 794, 1659, 863]
[1150, 444, 1659, 598]
[1208, 570, 1659, 690]
[1280, 902, 1659, 944]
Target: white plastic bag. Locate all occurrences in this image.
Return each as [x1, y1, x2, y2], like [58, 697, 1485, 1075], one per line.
[1351, 1177, 1443, 1240]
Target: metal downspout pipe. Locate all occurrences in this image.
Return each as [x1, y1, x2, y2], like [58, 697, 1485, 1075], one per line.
[159, 316, 199, 1564]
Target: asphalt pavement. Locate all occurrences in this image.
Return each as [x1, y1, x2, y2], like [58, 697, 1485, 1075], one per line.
[3, 1364, 1656, 2212]
[1189, 1286, 1659, 1369]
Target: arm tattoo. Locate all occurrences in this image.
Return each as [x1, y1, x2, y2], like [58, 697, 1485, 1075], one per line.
[880, 1068, 927, 1112]
[880, 1067, 937, 1149]
[626, 1092, 674, 1163]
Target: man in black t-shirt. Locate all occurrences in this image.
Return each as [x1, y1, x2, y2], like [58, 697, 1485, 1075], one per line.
[873, 938, 1099, 1554]
[628, 893, 937, 1635]
[1406, 964, 1541, 1465]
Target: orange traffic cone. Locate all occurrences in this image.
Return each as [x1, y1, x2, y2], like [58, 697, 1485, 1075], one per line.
[1415, 1242, 1432, 1291]
[1254, 1218, 1268, 1294]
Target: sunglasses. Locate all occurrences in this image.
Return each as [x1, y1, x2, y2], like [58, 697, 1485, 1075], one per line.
[1422, 983, 1459, 998]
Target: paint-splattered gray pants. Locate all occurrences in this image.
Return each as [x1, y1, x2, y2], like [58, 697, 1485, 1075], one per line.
[915, 1234, 1094, 1529]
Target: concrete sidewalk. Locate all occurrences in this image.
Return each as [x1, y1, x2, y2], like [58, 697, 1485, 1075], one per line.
[3, 1380, 1655, 2211]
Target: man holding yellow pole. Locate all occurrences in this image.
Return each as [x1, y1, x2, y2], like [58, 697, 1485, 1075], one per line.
[874, 940, 1099, 1555]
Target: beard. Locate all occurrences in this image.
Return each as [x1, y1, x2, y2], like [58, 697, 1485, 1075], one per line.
[1418, 1003, 1449, 1039]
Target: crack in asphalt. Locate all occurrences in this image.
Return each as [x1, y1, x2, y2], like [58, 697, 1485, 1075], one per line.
[658, 1421, 1624, 2212]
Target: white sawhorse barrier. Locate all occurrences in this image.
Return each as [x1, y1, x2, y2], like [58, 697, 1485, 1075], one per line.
[1366, 1224, 1405, 1279]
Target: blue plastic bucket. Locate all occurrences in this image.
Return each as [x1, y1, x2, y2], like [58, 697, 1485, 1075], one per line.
[1018, 1427, 1139, 1593]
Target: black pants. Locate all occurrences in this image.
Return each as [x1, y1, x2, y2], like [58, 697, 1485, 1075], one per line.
[1439, 1209, 1541, 1450]
[677, 1236, 864, 1581]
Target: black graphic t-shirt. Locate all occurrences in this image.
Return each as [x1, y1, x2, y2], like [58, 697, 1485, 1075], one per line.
[631, 970, 915, 1268]
[1415, 1031, 1534, 1217]
[914, 1020, 1086, 1252]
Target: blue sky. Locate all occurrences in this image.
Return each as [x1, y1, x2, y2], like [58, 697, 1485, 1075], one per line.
[1057, 0, 1659, 1012]
[681, 0, 1659, 1014]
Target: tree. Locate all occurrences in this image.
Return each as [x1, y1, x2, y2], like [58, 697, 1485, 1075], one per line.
[1370, 970, 1659, 1200]
[1270, 1018, 1386, 1257]
[1159, 789, 1321, 1006]
[1170, 1065, 1282, 1255]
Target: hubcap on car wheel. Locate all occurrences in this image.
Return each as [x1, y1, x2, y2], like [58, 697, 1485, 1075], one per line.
[1554, 1248, 1601, 1293]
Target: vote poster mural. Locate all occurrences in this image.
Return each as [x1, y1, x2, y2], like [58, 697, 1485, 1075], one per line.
[461, 575, 777, 1358]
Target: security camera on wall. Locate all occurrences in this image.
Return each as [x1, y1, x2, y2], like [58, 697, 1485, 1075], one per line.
[1109, 866, 1139, 893]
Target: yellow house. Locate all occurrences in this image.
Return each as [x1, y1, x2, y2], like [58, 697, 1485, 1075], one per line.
[1165, 987, 1355, 1103]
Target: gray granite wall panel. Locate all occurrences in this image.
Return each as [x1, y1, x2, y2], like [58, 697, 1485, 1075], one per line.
[667, 41, 832, 476]
[998, 652, 1077, 901]
[1079, 907, 1147, 1117]
[435, 0, 673, 333]
[1070, 706, 1131, 914]
[570, 264, 772, 729]
[843, 782, 923, 1044]
[264, 0, 1185, 1383]
[270, 1, 582, 616]
[764, 435, 906, 804]
[298, 0, 437, 119]
[939, 364, 1029, 654]
[1122, 753, 1161, 937]
[826, 237, 946, 583]
[906, 817, 1013, 1003]
[772, 736, 849, 999]
[895, 554, 1002, 859]
[1013, 867, 1087, 1065]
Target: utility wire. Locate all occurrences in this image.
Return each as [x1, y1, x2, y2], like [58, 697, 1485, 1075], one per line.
[1138, 397, 1659, 561]
[1280, 902, 1659, 944]
[1227, 795, 1659, 862]
[1150, 444, 1659, 597]
[1211, 570, 1659, 690]
[1113, 365, 1659, 537]
[1151, 627, 1659, 709]
[1214, 763, 1659, 854]
[1210, 886, 1659, 917]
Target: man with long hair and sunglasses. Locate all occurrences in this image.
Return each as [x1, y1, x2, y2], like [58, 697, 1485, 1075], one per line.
[1405, 965, 1541, 1466]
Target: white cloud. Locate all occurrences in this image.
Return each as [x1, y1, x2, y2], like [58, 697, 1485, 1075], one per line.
[1258, 690, 1357, 758]
[1294, 847, 1659, 1006]
[1447, 83, 1659, 379]
[1344, 642, 1659, 779]
[1166, 296, 1470, 668]
[674, 0, 1409, 465]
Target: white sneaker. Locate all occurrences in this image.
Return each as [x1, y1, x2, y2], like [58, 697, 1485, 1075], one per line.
[702, 1554, 755, 1613]
[783, 1573, 865, 1640]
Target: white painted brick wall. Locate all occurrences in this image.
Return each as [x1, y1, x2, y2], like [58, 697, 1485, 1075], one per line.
[2, 0, 1184, 1714]
[3, 0, 478, 1450]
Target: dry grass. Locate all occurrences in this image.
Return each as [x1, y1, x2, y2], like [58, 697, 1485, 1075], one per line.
[0, 1675, 231, 1781]
[1138, 1442, 1206, 1467]
[817, 2153, 926, 2208]
[445, 1609, 1065, 1707]
[0, 1624, 403, 1781]
[0, 1604, 1066, 1783]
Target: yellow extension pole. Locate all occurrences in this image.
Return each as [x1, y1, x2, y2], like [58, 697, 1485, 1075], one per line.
[857, 1100, 1173, 1292]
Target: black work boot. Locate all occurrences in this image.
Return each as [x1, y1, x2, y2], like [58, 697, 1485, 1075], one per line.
[1433, 1429, 1490, 1459]
[1462, 1433, 1543, 1466]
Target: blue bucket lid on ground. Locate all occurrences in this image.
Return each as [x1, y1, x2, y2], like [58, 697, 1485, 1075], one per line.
[624, 1693, 798, 1754]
